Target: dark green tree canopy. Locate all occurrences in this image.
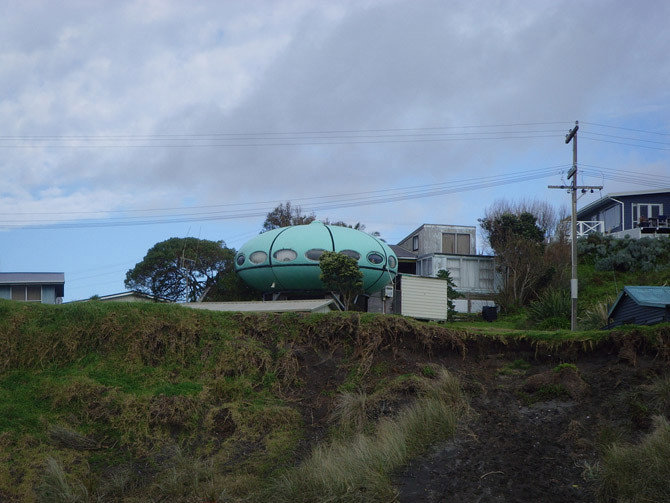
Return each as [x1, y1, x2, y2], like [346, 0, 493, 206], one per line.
[125, 237, 234, 302]
[479, 211, 545, 253]
[478, 200, 562, 312]
[319, 251, 363, 310]
[262, 202, 315, 232]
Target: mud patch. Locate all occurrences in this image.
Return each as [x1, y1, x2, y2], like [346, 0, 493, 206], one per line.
[394, 352, 667, 503]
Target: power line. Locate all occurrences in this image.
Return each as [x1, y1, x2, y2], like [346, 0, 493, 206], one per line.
[0, 122, 572, 140]
[583, 132, 670, 146]
[580, 135, 670, 151]
[581, 121, 670, 136]
[0, 165, 570, 229]
[0, 133, 565, 149]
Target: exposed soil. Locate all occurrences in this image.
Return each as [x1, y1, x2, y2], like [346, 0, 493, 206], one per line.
[393, 347, 667, 503]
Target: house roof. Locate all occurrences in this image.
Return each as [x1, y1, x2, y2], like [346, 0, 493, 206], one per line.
[182, 299, 340, 313]
[608, 285, 670, 317]
[0, 272, 65, 284]
[389, 244, 417, 260]
[577, 189, 670, 218]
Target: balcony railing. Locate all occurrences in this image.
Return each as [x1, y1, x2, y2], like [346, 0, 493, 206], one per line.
[564, 220, 604, 241]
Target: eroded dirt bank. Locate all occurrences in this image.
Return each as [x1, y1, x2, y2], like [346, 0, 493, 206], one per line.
[393, 347, 667, 503]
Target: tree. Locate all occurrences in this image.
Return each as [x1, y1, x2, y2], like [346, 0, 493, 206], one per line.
[125, 237, 234, 302]
[321, 218, 366, 231]
[319, 251, 363, 310]
[262, 202, 315, 232]
[203, 269, 260, 302]
[479, 205, 549, 310]
[480, 199, 558, 248]
[437, 269, 462, 321]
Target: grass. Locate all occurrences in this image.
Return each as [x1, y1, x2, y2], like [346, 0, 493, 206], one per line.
[498, 359, 532, 375]
[596, 416, 670, 503]
[256, 369, 468, 503]
[1, 300, 668, 502]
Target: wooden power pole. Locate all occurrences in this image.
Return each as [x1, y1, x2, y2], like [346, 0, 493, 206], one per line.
[549, 121, 602, 331]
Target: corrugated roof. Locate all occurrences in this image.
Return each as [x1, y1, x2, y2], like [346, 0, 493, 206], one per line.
[182, 299, 340, 313]
[0, 272, 65, 284]
[608, 285, 670, 317]
[623, 286, 670, 308]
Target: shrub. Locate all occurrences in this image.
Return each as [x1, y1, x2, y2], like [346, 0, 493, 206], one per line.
[527, 288, 570, 329]
[579, 298, 613, 330]
[578, 235, 670, 272]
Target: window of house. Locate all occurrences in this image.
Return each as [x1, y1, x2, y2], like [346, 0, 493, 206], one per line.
[442, 233, 471, 254]
[305, 249, 325, 261]
[273, 249, 297, 262]
[339, 249, 361, 260]
[11, 286, 25, 301]
[412, 235, 419, 251]
[632, 203, 663, 226]
[367, 252, 384, 265]
[26, 286, 41, 301]
[249, 251, 268, 264]
[602, 205, 621, 232]
[9, 285, 41, 302]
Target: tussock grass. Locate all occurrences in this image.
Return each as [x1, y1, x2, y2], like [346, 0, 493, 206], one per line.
[596, 416, 670, 503]
[257, 369, 467, 503]
[36, 457, 88, 503]
[644, 375, 670, 417]
[331, 391, 370, 432]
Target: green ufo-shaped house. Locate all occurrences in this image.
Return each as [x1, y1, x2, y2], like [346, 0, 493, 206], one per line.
[235, 221, 397, 294]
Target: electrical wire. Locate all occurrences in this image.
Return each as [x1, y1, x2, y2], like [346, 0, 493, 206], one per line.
[0, 165, 571, 229]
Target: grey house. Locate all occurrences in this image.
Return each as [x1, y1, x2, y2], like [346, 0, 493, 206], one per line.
[396, 224, 500, 296]
[0, 272, 65, 304]
[576, 189, 670, 238]
[606, 286, 670, 328]
[367, 224, 501, 315]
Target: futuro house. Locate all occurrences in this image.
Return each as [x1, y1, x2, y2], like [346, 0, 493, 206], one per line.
[235, 221, 398, 294]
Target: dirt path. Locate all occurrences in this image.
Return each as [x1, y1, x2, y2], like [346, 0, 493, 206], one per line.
[394, 351, 663, 503]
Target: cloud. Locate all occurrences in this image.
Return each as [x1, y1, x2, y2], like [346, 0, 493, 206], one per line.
[0, 0, 668, 232]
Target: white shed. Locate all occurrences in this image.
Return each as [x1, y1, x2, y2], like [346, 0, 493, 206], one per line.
[399, 275, 448, 321]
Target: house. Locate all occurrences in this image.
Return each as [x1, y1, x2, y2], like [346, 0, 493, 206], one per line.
[396, 224, 500, 298]
[576, 189, 670, 239]
[0, 272, 65, 304]
[606, 286, 670, 328]
[368, 224, 501, 315]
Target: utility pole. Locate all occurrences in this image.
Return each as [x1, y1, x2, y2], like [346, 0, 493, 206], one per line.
[548, 120, 602, 331]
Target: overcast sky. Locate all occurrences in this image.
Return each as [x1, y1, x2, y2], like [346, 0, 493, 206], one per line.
[1, 0, 669, 301]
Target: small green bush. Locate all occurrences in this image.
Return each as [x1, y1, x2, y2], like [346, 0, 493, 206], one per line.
[527, 289, 570, 329]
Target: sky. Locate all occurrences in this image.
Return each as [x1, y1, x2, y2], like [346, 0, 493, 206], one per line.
[1, 0, 670, 301]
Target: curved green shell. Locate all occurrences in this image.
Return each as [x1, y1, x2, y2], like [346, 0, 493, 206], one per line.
[235, 221, 397, 294]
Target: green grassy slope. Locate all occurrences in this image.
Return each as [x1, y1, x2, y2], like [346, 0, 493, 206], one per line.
[1, 300, 668, 502]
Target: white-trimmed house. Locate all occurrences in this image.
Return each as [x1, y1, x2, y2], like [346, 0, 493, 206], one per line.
[576, 189, 670, 239]
[0, 272, 65, 304]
